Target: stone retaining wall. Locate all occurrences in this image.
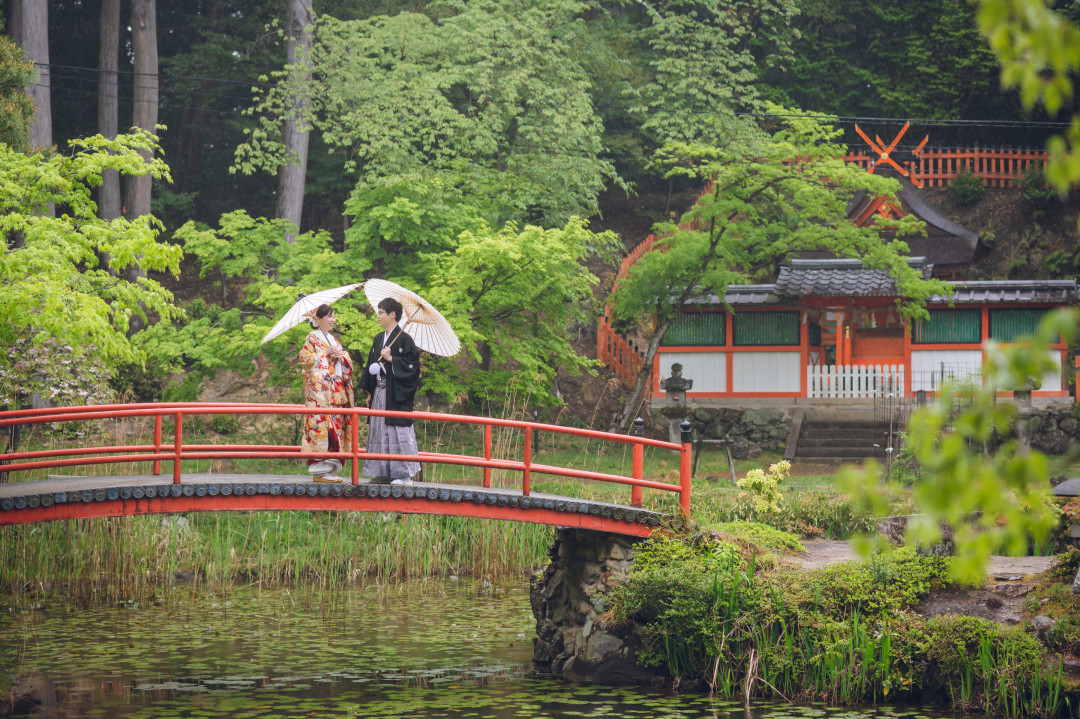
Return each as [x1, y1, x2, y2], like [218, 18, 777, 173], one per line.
[531, 528, 663, 685]
[657, 406, 791, 460]
[1025, 406, 1080, 456]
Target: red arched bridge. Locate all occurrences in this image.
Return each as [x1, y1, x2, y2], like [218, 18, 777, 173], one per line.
[0, 403, 692, 537]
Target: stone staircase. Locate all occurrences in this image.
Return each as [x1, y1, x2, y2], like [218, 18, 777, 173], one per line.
[790, 418, 894, 463]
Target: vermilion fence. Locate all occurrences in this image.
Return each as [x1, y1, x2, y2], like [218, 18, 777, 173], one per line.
[843, 147, 1047, 188]
[597, 234, 655, 385]
[0, 402, 692, 518]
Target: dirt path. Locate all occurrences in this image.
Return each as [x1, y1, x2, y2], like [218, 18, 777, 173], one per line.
[793, 539, 1059, 575]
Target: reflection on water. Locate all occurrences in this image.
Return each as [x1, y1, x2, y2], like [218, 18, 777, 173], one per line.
[2, 580, 979, 718]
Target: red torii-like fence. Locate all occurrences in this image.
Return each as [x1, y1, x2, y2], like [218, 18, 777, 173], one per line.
[0, 402, 693, 537]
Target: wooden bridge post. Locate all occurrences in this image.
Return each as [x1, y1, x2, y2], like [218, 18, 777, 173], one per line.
[483, 424, 492, 488]
[152, 415, 162, 476]
[522, 426, 532, 496]
[679, 420, 692, 518]
[351, 408, 360, 484]
[631, 417, 644, 507]
[173, 412, 183, 483]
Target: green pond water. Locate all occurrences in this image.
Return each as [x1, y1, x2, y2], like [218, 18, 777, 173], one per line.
[1, 579, 980, 719]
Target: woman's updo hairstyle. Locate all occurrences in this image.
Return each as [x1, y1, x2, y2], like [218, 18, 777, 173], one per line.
[308, 303, 333, 328]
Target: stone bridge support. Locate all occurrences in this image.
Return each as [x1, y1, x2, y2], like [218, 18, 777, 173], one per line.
[531, 527, 662, 685]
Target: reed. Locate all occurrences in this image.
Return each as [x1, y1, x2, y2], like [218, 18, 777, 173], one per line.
[0, 509, 554, 603]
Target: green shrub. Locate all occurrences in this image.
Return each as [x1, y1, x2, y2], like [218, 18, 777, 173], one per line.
[694, 487, 889, 539]
[1016, 161, 1059, 204]
[1045, 249, 1077, 276]
[949, 168, 984, 206]
[786, 546, 950, 623]
[209, 413, 241, 435]
[610, 533, 757, 676]
[162, 373, 204, 402]
[706, 521, 805, 555]
[926, 615, 1052, 715]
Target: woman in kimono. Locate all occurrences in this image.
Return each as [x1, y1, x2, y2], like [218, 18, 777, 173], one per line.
[299, 304, 354, 482]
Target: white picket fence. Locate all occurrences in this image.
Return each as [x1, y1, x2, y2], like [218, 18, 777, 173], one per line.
[807, 364, 906, 398]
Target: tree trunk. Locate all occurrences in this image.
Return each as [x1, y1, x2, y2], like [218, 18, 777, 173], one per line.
[614, 316, 674, 433]
[19, 0, 50, 151]
[9, 0, 21, 45]
[275, 0, 315, 243]
[123, 0, 158, 333]
[124, 0, 158, 223]
[97, 0, 121, 222]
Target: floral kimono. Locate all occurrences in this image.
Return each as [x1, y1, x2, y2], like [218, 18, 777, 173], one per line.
[299, 330, 354, 456]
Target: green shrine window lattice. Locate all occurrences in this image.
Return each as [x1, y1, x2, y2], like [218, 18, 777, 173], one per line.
[661, 312, 726, 346]
[913, 309, 981, 344]
[733, 311, 799, 346]
[989, 308, 1056, 343]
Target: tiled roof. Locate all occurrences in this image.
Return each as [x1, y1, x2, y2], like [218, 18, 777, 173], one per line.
[772, 258, 933, 297]
[686, 285, 780, 305]
[932, 280, 1077, 304]
[684, 261, 1077, 306]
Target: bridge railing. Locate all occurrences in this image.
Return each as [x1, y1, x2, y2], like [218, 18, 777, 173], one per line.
[0, 402, 692, 516]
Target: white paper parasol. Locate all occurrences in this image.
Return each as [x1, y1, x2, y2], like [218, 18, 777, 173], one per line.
[260, 283, 364, 344]
[363, 279, 461, 357]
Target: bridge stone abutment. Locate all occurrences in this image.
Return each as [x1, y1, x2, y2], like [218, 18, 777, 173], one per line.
[531, 527, 663, 686]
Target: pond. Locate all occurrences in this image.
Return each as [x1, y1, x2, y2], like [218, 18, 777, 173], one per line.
[1, 579, 981, 719]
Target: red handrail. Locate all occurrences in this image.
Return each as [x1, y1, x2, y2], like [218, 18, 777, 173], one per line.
[0, 402, 693, 516]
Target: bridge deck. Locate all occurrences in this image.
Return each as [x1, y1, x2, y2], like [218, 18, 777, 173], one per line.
[0, 474, 671, 536]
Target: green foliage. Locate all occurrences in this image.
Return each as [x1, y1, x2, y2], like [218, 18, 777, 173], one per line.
[0, 35, 34, 151]
[695, 487, 889, 539]
[610, 532, 757, 675]
[1016, 161, 1062, 204]
[949, 168, 985, 206]
[705, 521, 805, 555]
[843, 309, 1080, 584]
[234, 1, 617, 227]
[789, 547, 950, 623]
[759, 0, 1012, 123]
[144, 209, 618, 407]
[0, 129, 182, 407]
[736, 459, 791, 513]
[975, 0, 1080, 198]
[208, 414, 241, 435]
[628, 0, 797, 147]
[926, 615, 1057, 716]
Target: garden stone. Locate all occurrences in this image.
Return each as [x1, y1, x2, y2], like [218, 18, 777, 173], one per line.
[727, 436, 758, 460]
[743, 408, 784, 425]
[693, 407, 716, 423]
[584, 632, 624, 663]
[1031, 614, 1056, 642]
[1032, 430, 1071, 456]
[1060, 417, 1079, 436]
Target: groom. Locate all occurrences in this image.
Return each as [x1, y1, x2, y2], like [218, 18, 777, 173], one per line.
[359, 297, 422, 483]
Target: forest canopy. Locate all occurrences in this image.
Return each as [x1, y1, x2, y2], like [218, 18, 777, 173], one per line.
[0, 0, 1076, 413]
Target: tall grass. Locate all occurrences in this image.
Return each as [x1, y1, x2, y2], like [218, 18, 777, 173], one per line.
[0, 510, 554, 602]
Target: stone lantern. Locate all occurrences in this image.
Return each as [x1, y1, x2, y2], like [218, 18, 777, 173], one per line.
[660, 363, 692, 407]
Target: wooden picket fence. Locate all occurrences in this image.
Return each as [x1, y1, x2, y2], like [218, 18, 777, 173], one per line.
[808, 364, 906, 399]
[843, 147, 1047, 188]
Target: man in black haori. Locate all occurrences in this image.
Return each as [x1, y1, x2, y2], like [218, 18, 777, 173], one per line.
[359, 297, 422, 484]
